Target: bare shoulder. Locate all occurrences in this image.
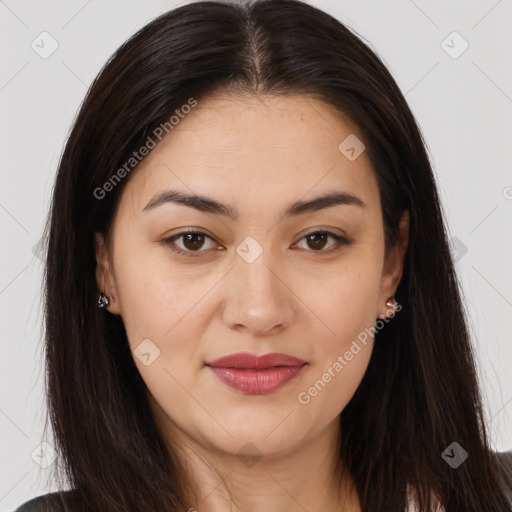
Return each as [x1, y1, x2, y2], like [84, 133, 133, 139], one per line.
[13, 490, 80, 512]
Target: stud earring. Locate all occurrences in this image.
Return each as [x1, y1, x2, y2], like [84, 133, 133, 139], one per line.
[97, 292, 110, 310]
[385, 297, 396, 308]
[378, 296, 400, 319]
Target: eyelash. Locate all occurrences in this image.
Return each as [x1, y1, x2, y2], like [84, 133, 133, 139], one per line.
[160, 230, 352, 258]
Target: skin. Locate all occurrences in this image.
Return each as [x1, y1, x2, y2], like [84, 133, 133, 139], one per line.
[94, 92, 409, 512]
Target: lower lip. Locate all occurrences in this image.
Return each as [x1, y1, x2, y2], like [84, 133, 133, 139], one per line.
[207, 365, 306, 394]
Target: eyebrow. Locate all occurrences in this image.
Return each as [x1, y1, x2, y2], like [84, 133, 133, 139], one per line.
[143, 189, 366, 219]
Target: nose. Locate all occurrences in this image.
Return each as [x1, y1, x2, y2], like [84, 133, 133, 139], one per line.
[221, 247, 296, 336]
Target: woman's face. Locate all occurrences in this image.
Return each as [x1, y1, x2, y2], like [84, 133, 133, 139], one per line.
[95, 93, 408, 461]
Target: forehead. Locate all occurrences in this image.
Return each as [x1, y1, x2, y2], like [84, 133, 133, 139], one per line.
[118, 93, 380, 218]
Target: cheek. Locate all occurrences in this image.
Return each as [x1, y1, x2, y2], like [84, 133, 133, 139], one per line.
[297, 280, 377, 420]
[304, 259, 381, 351]
[113, 241, 207, 341]
[296, 344, 373, 431]
[294, 262, 380, 415]
[114, 258, 219, 418]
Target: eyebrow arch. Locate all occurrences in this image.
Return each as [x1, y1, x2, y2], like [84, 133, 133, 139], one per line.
[143, 189, 366, 220]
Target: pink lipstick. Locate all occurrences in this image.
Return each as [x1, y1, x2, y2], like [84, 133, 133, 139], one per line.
[205, 352, 307, 395]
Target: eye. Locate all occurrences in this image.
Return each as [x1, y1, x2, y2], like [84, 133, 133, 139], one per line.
[161, 229, 352, 258]
[293, 230, 351, 253]
[161, 231, 219, 257]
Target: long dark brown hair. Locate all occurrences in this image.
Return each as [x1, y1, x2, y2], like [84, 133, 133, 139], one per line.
[40, 1, 511, 511]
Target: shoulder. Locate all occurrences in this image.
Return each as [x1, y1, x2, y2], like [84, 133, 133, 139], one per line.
[13, 490, 79, 512]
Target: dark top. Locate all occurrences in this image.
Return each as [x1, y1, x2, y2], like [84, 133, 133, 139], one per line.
[12, 450, 512, 511]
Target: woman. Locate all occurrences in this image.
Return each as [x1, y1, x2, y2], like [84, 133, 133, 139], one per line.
[14, 0, 512, 511]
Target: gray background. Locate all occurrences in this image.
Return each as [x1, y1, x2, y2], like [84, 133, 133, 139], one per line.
[1, 0, 511, 509]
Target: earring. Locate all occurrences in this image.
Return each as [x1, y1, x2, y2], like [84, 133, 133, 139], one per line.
[385, 296, 396, 308]
[379, 296, 400, 319]
[97, 292, 110, 310]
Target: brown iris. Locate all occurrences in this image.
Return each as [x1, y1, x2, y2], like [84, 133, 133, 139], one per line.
[182, 233, 206, 251]
[305, 232, 328, 251]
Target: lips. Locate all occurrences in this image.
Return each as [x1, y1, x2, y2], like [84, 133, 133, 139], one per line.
[206, 352, 306, 369]
[205, 352, 307, 395]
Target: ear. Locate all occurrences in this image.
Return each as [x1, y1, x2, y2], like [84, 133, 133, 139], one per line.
[377, 210, 409, 318]
[94, 232, 121, 316]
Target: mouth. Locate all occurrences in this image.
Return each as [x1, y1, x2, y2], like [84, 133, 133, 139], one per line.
[205, 352, 308, 395]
